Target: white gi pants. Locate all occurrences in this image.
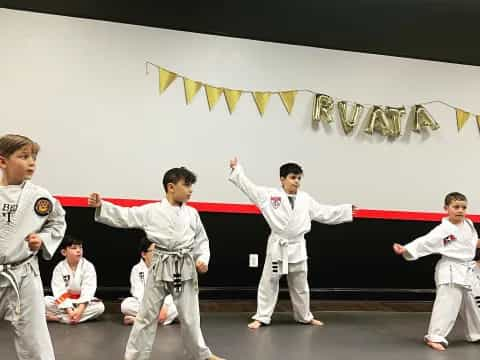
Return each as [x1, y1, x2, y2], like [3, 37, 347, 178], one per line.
[425, 284, 480, 346]
[44, 296, 105, 324]
[121, 294, 178, 325]
[0, 261, 56, 360]
[124, 277, 211, 360]
[252, 254, 313, 325]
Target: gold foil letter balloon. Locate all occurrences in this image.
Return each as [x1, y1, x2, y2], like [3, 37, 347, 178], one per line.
[312, 94, 334, 123]
[412, 105, 440, 132]
[337, 101, 364, 134]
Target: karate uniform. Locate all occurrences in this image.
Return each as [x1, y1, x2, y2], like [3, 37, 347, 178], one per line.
[95, 199, 212, 360]
[0, 181, 66, 360]
[403, 217, 480, 346]
[121, 259, 178, 325]
[45, 258, 105, 323]
[229, 164, 352, 324]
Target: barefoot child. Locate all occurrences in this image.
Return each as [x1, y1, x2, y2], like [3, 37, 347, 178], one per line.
[88, 167, 225, 360]
[229, 157, 355, 329]
[0, 134, 66, 359]
[393, 192, 480, 351]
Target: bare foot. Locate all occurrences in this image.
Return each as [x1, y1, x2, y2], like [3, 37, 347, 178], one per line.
[248, 320, 264, 329]
[207, 354, 226, 360]
[123, 315, 136, 325]
[426, 341, 446, 351]
[158, 306, 168, 323]
[46, 312, 60, 322]
[309, 319, 324, 326]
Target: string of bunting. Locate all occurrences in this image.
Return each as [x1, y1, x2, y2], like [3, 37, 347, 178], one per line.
[146, 61, 480, 138]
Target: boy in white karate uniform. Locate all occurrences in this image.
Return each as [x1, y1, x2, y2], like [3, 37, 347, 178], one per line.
[88, 167, 225, 360]
[121, 236, 178, 326]
[45, 235, 105, 324]
[228, 157, 355, 329]
[394, 192, 480, 351]
[0, 134, 66, 360]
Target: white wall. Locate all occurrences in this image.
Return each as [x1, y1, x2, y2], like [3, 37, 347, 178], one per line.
[1, 9, 479, 212]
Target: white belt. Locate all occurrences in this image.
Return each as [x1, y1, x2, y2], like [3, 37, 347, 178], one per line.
[0, 255, 35, 315]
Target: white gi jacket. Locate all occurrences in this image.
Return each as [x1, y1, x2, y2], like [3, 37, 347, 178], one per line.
[51, 258, 98, 309]
[229, 164, 353, 274]
[404, 217, 478, 288]
[95, 200, 210, 286]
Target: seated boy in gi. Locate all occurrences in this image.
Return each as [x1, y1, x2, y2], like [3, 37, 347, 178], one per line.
[45, 235, 105, 324]
[121, 236, 178, 326]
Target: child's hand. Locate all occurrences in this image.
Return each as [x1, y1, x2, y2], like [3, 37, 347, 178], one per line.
[87, 193, 102, 208]
[196, 260, 208, 274]
[26, 233, 42, 252]
[72, 304, 86, 322]
[393, 243, 406, 255]
[66, 308, 78, 324]
[229, 157, 238, 170]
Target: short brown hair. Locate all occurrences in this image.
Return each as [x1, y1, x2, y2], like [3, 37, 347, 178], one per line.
[0, 134, 40, 158]
[444, 192, 467, 206]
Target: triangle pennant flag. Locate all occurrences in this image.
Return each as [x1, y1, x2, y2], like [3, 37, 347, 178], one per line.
[223, 89, 242, 114]
[183, 78, 202, 105]
[252, 92, 271, 116]
[158, 68, 177, 94]
[205, 85, 223, 111]
[456, 108, 470, 131]
[279, 91, 297, 115]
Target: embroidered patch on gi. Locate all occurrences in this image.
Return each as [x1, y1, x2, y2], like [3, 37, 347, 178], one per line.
[34, 198, 52, 216]
[443, 234, 457, 246]
[270, 196, 282, 209]
[139, 272, 145, 282]
[63, 275, 70, 286]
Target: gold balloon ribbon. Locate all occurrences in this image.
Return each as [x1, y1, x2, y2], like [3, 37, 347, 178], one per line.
[223, 89, 242, 114]
[456, 108, 470, 131]
[183, 78, 202, 105]
[279, 91, 297, 115]
[252, 92, 271, 116]
[158, 68, 177, 94]
[205, 85, 223, 111]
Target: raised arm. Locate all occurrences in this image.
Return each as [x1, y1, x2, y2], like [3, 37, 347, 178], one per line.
[88, 193, 148, 229]
[228, 158, 269, 208]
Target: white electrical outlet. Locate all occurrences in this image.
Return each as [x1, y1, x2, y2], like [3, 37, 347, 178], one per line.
[249, 254, 259, 268]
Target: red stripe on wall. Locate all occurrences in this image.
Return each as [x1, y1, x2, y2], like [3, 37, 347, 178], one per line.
[55, 196, 480, 223]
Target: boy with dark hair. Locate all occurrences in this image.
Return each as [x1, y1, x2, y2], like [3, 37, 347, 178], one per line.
[88, 166, 224, 360]
[229, 157, 355, 329]
[121, 236, 178, 326]
[45, 235, 105, 324]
